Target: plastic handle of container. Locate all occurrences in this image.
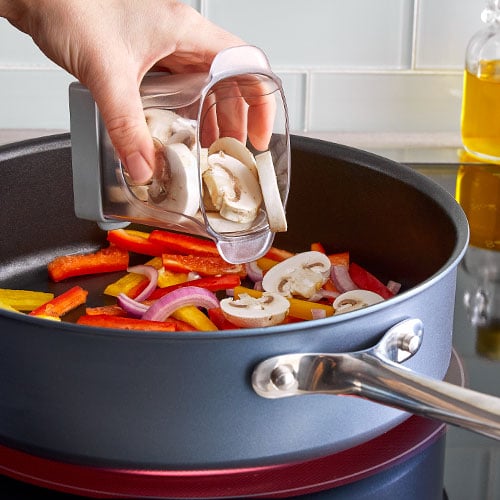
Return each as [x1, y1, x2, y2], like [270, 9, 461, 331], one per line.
[252, 318, 500, 441]
[209, 45, 274, 80]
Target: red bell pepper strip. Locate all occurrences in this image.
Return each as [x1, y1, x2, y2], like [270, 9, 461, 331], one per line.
[148, 274, 241, 300]
[107, 229, 165, 256]
[48, 246, 129, 283]
[85, 305, 126, 316]
[208, 307, 241, 330]
[29, 285, 88, 318]
[77, 314, 176, 331]
[149, 230, 219, 256]
[162, 254, 247, 277]
[264, 246, 294, 262]
[348, 262, 394, 299]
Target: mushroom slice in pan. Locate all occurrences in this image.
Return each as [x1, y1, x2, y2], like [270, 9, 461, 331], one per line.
[333, 290, 384, 315]
[262, 251, 331, 300]
[203, 151, 263, 224]
[220, 292, 290, 328]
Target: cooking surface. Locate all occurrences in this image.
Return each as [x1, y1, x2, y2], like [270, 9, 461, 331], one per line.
[0, 133, 498, 498]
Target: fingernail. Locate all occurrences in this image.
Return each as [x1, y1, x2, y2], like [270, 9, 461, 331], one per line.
[124, 152, 153, 184]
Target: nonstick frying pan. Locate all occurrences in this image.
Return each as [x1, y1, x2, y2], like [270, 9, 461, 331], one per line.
[0, 133, 484, 471]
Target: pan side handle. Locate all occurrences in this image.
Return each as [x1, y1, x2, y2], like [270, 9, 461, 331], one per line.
[252, 351, 500, 440]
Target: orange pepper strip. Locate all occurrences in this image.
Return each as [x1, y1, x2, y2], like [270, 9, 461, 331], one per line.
[48, 246, 129, 282]
[233, 286, 334, 321]
[149, 229, 220, 256]
[29, 286, 88, 318]
[77, 314, 176, 331]
[311, 242, 327, 253]
[328, 251, 350, 267]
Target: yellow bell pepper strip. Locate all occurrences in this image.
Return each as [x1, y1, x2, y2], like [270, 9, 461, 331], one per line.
[157, 269, 189, 288]
[104, 257, 163, 298]
[77, 314, 177, 331]
[162, 254, 247, 277]
[149, 229, 220, 256]
[107, 229, 165, 256]
[171, 306, 218, 331]
[48, 246, 129, 282]
[0, 298, 19, 312]
[0, 288, 54, 311]
[255, 257, 279, 272]
[29, 285, 88, 318]
[233, 286, 334, 321]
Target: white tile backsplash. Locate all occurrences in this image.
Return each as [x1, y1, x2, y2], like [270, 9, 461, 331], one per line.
[0, 1, 486, 133]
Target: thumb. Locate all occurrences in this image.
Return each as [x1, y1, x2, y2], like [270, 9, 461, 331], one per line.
[90, 77, 154, 184]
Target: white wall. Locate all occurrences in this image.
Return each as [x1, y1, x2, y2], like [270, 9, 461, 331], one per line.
[0, 0, 485, 133]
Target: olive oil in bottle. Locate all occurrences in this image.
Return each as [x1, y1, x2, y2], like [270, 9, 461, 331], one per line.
[461, 1, 500, 162]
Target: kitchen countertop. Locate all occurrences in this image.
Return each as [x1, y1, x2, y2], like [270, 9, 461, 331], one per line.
[0, 129, 498, 500]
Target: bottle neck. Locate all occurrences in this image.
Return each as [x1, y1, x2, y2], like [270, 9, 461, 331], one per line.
[482, 0, 500, 25]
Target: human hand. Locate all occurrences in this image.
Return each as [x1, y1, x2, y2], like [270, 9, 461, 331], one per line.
[1, 0, 273, 183]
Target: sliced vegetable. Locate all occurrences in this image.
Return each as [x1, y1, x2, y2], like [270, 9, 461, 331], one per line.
[348, 262, 394, 300]
[220, 292, 290, 328]
[333, 290, 384, 315]
[149, 274, 241, 300]
[0, 288, 54, 311]
[103, 257, 162, 297]
[208, 307, 241, 330]
[126, 265, 158, 301]
[0, 298, 18, 312]
[29, 286, 88, 318]
[48, 246, 129, 282]
[233, 286, 334, 321]
[264, 246, 294, 262]
[107, 229, 165, 256]
[149, 230, 219, 256]
[255, 256, 279, 272]
[162, 254, 246, 277]
[85, 305, 126, 316]
[171, 306, 218, 331]
[77, 314, 176, 331]
[142, 286, 220, 322]
[262, 251, 331, 299]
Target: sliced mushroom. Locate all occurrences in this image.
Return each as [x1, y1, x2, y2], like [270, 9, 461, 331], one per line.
[255, 150, 287, 232]
[208, 137, 258, 178]
[150, 142, 200, 217]
[144, 108, 180, 144]
[220, 292, 290, 328]
[262, 251, 331, 299]
[202, 151, 263, 224]
[333, 290, 384, 315]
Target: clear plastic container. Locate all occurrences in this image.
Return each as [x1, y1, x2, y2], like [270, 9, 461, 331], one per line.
[461, 0, 500, 162]
[69, 45, 290, 263]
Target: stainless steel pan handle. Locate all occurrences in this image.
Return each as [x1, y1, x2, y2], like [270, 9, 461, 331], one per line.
[252, 318, 500, 440]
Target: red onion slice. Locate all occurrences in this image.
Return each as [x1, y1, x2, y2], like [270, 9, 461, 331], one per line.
[330, 265, 357, 293]
[386, 280, 401, 295]
[142, 286, 220, 322]
[128, 265, 158, 302]
[117, 293, 149, 318]
[245, 261, 264, 282]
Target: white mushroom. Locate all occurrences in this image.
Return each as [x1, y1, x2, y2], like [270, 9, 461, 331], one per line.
[150, 142, 200, 217]
[262, 251, 331, 299]
[220, 292, 290, 328]
[255, 150, 287, 232]
[144, 108, 180, 144]
[333, 290, 384, 315]
[202, 151, 263, 224]
[208, 137, 258, 178]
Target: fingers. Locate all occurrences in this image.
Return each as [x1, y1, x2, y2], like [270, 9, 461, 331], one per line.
[89, 76, 154, 184]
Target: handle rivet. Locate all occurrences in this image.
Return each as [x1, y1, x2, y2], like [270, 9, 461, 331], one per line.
[270, 364, 297, 390]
